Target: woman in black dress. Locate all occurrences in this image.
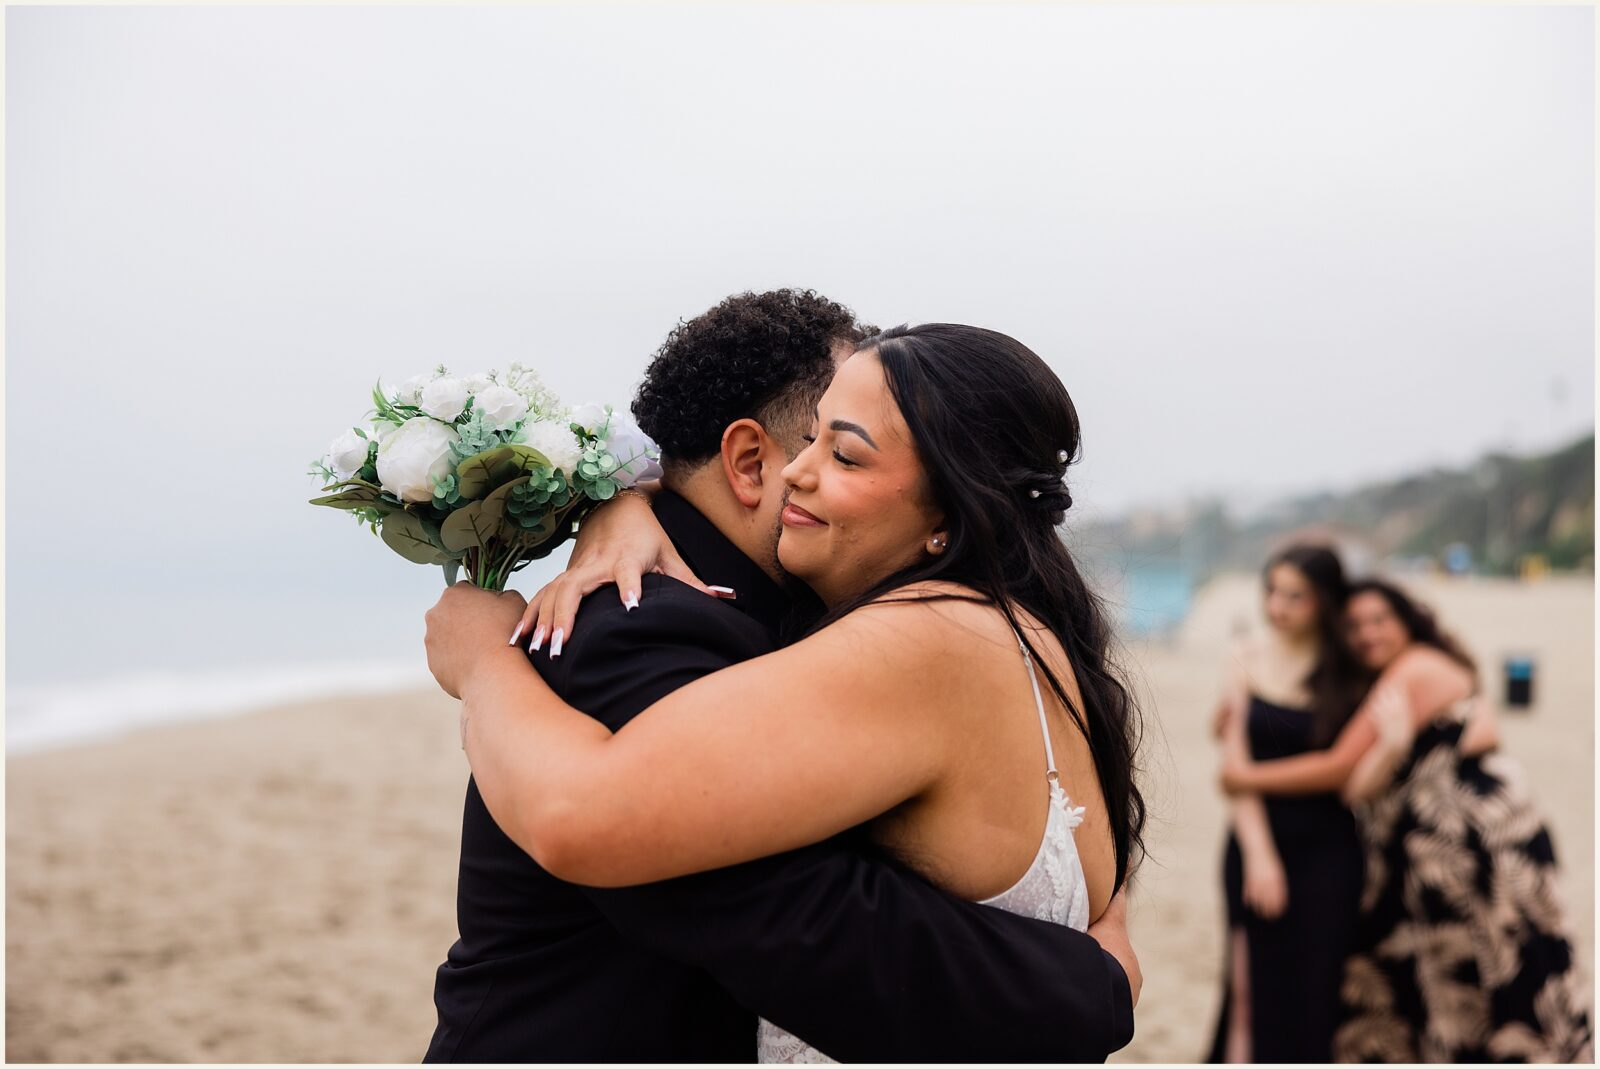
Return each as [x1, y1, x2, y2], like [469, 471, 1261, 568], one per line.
[1207, 545, 1370, 1062]
[1229, 580, 1592, 1062]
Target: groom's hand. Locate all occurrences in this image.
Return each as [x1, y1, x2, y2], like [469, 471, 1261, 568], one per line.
[1088, 888, 1142, 1008]
[424, 583, 528, 699]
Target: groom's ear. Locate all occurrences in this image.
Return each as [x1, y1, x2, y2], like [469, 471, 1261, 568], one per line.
[718, 418, 772, 510]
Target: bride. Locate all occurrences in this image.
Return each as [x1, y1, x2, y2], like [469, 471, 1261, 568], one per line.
[426, 323, 1147, 1061]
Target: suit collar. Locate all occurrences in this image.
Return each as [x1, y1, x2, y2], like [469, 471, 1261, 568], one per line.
[651, 489, 792, 636]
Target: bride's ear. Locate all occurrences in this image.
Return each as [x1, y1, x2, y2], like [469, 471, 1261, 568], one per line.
[719, 419, 770, 509]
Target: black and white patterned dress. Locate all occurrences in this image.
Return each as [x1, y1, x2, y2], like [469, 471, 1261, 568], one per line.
[1334, 707, 1593, 1063]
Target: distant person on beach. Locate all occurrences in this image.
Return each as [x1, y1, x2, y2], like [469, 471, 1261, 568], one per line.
[419, 292, 1139, 1062]
[1205, 544, 1369, 1062]
[424, 316, 1146, 1062]
[1223, 578, 1594, 1062]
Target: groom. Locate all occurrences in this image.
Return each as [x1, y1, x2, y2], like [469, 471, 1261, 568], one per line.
[423, 289, 1139, 1061]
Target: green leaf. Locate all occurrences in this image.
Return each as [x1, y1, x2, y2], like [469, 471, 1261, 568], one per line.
[455, 445, 553, 500]
[380, 509, 452, 565]
[519, 510, 562, 543]
[442, 559, 460, 586]
[482, 476, 533, 537]
[310, 479, 398, 512]
[417, 512, 451, 552]
[440, 501, 501, 553]
[372, 381, 406, 425]
[439, 477, 537, 555]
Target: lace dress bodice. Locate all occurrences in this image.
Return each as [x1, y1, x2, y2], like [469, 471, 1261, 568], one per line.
[756, 629, 1092, 1063]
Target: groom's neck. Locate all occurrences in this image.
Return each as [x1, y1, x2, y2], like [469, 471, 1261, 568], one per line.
[665, 465, 785, 587]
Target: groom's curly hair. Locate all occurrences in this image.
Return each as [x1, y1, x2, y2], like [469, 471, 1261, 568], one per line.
[633, 289, 874, 477]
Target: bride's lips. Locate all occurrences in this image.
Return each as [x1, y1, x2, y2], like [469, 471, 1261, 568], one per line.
[781, 503, 827, 528]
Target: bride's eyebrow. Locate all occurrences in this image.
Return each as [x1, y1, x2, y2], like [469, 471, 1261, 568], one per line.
[829, 419, 879, 451]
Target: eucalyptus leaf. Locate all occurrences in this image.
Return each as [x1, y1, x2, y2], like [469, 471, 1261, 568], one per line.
[443, 559, 460, 586]
[481, 476, 533, 541]
[440, 501, 502, 553]
[310, 481, 397, 511]
[324, 477, 386, 494]
[381, 509, 452, 565]
[417, 513, 451, 552]
[520, 511, 561, 543]
[455, 445, 553, 500]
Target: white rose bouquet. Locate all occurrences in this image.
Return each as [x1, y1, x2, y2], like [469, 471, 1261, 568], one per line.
[309, 364, 662, 591]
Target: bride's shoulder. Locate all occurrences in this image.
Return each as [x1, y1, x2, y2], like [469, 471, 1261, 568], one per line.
[840, 581, 1019, 652]
[800, 584, 1025, 707]
[869, 578, 989, 609]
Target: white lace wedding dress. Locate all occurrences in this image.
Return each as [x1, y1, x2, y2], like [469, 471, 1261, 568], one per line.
[755, 630, 1093, 1063]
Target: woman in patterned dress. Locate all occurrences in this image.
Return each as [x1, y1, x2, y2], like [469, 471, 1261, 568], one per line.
[1224, 579, 1592, 1062]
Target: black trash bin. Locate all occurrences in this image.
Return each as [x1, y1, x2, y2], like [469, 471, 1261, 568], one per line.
[1504, 656, 1535, 709]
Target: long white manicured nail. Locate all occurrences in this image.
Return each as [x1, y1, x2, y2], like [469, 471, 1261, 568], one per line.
[707, 585, 736, 599]
[550, 628, 564, 657]
[509, 621, 525, 646]
[624, 591, 640, 611]
[530, 626, 545, 652]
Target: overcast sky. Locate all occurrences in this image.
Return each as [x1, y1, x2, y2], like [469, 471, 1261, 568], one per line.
[8, 4, 1593, 687]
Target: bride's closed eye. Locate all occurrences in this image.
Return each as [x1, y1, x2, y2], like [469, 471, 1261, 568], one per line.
[800, 432, 859, 467]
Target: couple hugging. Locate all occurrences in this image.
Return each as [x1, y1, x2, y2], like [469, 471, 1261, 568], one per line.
[421, 289, 1145, 1063]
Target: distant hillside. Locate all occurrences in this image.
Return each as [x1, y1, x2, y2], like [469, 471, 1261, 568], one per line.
[1070, 432, 1595, 583]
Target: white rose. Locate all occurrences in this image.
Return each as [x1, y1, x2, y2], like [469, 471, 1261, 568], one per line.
[463, 372, 495, 395]
[604, 410, 663, 487]
[420, 376, 470, 422]
[391, 374, 430, 406]
[474, 384, 529, 432]
[376, 417, 461, 503]
[326, 427, 373, 481]
[514, 419, 584, 474]
[568, 402, 611, 437]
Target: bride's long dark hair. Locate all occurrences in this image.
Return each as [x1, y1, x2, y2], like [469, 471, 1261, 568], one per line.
[807, 323, 1146, 888]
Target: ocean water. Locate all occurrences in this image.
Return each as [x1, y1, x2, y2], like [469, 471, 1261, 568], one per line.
[5, 547, 1194, 755]
[1118, 563, 1196, 638]
[1085, 557, 1197, 641]
[6, 660, 437, 755]
[4, 546, 574, 757]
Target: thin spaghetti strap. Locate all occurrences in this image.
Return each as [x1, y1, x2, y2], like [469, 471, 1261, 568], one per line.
[1014, 629, 1062, 789]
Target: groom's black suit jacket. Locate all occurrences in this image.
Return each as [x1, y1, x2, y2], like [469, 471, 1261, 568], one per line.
[427, 490, 1133, 1063]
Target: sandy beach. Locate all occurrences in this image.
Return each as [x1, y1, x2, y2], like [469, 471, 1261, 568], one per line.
[6, 574, 1592, 1063]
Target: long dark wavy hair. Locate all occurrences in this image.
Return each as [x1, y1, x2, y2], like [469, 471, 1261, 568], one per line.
[804, 323, 1146, 889]
[1264, 544, 1371, 746]
[1345, 579, 1479, 682]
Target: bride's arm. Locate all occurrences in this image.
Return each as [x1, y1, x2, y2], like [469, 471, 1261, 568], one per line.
[513, 490, 717, 650]
[462, 594, 969, 887]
